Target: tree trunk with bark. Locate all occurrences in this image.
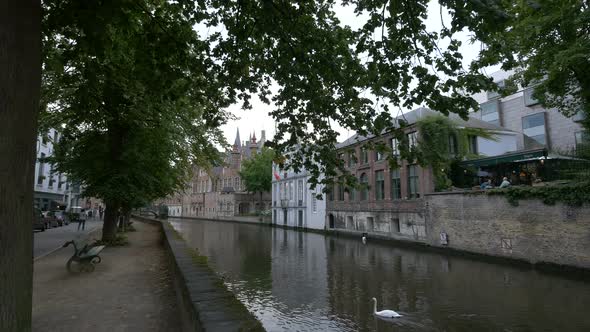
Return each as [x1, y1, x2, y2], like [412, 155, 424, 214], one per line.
[102, 200, 120, 242]
[0, 1, 41, 331]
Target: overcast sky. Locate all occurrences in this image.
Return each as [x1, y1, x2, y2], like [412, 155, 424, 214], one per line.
[219, 1, 501, 146]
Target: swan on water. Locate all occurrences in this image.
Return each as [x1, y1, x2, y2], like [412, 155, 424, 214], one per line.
[372, 297, 402, 318]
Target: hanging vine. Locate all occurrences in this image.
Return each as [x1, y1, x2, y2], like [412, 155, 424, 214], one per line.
[415, 115, 495, 191]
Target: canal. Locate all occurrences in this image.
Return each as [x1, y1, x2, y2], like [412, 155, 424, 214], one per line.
[169, 218, 590, 331]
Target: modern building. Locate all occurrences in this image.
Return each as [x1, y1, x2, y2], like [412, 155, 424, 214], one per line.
[471, 70, 586, 152]
[326, 107, 525, 241]
[157, 129, 271, 218]
[34, 128, 79, 211]
[271, 156, 326, 230]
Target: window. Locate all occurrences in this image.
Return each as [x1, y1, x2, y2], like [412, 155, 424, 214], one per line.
[375, 171, 384, 200]
[37, 153, 45, 185]
[524, 87, 539, 106]
[486, 80, 504, 100]
[348, 185, 356, 201]
[408, 132, 418, 150]
[298, 179, 304, 201]
[312, 189, 318, 213]
[407, 165, 420, 199]
[575, 131, 588, 149]
[289, 181, 294, 200]
[327, 183, 334, 201]
[53, 131, 59, 143]
[348, 151, 357, 168]
[41, 132, 48, 145]
[57, 174, 63, 189]
[391, 138, 399, 157]
[448, 134, 458, 155]
[337, 183, 345, 201]
[48, 167, 54, 188]
[390, 169, 401, 200]
[361, 147, 369, 164]
[468, 135, 478, 155]
[522, 112, 547, 146]
[360, 173, 368, 200]
[375, 148, 384, 162]
[481, 100, 500, 126]
[392, 218, 401, 233]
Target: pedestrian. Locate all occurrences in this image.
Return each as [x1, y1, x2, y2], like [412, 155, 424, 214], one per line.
[480, 178, 493, 189]
[500, 176, 511, 188]
[78, 209, 87, 231]
[99, 206, 104, 220]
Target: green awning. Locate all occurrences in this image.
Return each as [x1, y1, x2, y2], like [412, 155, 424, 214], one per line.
[460, 148, 547, 168]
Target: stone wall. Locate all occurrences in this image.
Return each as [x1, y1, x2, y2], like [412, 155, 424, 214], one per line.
[327, 199, 427, 243]
[425, 192, 590, 269]
[133, 216, 264, 331]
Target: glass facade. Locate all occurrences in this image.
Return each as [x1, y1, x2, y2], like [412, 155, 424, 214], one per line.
[522, 112, 547, 146]
[481, 100, 500, 126]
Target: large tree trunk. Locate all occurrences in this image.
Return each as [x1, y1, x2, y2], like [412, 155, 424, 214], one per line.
[0, 1, 41, 331]
[102, 200, 120, 242]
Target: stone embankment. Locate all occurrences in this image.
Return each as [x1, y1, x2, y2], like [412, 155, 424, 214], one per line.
[133, 215, 264, 331]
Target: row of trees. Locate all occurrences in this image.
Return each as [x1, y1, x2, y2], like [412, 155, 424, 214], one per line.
[2, 0, 589, 330]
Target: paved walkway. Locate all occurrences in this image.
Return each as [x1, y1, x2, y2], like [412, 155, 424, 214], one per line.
[32, 221, 181, 332]
[34, 219, 101, 259]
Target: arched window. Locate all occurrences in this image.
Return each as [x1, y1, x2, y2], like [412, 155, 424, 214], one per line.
[360, 173, 368, 200]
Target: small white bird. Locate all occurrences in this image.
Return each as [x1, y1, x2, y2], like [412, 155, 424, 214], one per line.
[362, 235, 367, 244]
[372, 297, 402, 318]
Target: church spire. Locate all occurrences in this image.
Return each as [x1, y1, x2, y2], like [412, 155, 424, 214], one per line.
[233, 128, 241, 150]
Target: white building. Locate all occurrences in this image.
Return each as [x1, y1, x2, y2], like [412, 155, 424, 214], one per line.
[34, 128, 79, 211]
[271, 160, 326, 230]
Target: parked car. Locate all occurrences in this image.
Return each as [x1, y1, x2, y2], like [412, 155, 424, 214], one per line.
[33, 208, 47, 231]
[52, 210, 68, 226]
[42, 211, 60, 228]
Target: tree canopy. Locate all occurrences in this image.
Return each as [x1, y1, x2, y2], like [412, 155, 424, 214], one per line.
[240, 148, 275, 195]
[40, 0, 590, 230]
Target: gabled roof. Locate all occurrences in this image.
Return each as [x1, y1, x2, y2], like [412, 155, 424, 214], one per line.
[336, 107, 516, 149]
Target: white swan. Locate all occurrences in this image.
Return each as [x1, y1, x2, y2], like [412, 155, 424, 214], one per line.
[372, 297, 402, 318]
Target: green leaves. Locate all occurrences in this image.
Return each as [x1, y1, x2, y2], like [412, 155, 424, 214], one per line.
[239, 148, 275, 194]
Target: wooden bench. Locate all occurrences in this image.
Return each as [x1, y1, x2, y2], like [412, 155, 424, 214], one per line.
[62, 239, 105, 273]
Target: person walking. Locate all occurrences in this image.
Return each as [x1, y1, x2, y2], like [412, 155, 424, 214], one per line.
[78, 209, 87, 231]
[99, 206, 104, 220]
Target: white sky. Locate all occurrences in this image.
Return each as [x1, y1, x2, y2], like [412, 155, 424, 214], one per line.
[219, 1, 501, 146]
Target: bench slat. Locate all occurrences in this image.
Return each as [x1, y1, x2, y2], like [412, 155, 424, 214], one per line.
[79, 245, 105, 258]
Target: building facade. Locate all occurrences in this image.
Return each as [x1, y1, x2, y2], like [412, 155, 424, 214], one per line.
[158, 129, 272, 218]
[271, 161, 326, 230]
[34, 128, 80, 211]
[471, 70, 585, 152]
[326, 107, 523, 241]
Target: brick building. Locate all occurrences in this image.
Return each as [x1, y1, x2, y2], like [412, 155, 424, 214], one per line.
[326, 107, 525, 241]
[158, 129, 271, 218]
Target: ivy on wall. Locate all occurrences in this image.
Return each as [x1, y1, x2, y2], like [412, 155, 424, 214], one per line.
[415, 115, 494, 191]
[486, 182, 590, 207]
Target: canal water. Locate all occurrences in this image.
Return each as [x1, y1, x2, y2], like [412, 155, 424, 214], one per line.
[169, 218, 590, 331]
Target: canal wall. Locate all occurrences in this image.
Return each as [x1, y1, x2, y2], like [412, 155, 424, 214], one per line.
[132, 215, 264, 331]
[424, 192, 590, 270]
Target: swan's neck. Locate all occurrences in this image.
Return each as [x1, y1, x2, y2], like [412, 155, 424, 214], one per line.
[373, 300, 377, 314]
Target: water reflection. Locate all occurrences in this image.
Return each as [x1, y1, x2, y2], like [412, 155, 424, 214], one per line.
[170, 218, 590, 331]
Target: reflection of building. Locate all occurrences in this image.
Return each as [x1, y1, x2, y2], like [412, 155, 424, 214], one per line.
[34, 129, 78, 211]
[271, 155, 326, 230]
[157, 129, 271, 218]
[327, 107, 524, 241]
[471, 70, 585, 152]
